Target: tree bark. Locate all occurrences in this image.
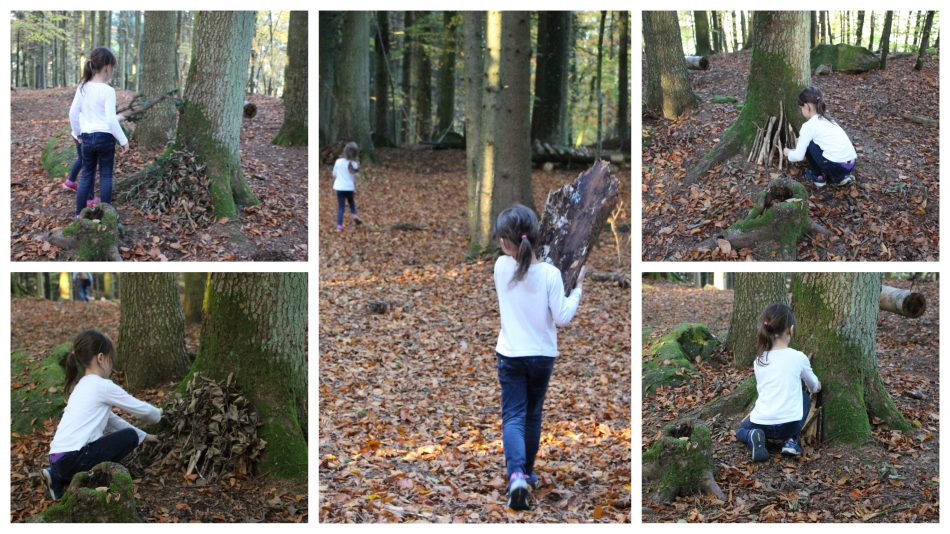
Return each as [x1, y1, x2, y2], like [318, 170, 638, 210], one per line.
[688, 11, 810, 181]
[318, 12, 341, 147]
[811, 11, 819, 49]
[98, 11, 109, 48]
[136, 11, 179, 150]
[792, 273, 911, 444]
[693, 11, 713, 56]
[914, 11, 935, 70]
[193, 273, 308, 477]
[436, 11, 459, 136]
[273, 11, 308, 146]
[685, 56, 709, 70]
[182, 272, 207, 324]
[401, 12, 414, 144]
[880, 11, 894, 69]
[463, 11, 485, 248]
[856, 11, 865, 46]
[643, 11, 697, 120]
[338, 12, 375, 154]
[412, 12, 433, 141]
[617, 12, 630, 146]
[372, 11, 392, 147]
[531, 11, 572, 146]
[880, 285, 926, 318]
[117, 273, 190, 391]
[725, 273, 787, 368]
[869, 11, 877, 51]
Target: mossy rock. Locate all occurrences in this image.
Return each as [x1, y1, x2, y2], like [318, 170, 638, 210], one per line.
[38, 462, 140, 523]
[643, 323, 720, 395]
[11, 344, 69, 434]
[810, 43, 880, 73]
[41, 127, 78, 179]
[643, 420, 722, 502]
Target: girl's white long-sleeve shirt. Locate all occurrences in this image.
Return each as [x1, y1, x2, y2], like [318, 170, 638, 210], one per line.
[69, 82, 129, 146]
[749, 348, 821, 425]
[50, 374, 161, 454]
[494, 255, 582, 357]
[787, 114, 856, 164]
[332, 158, 358, 191]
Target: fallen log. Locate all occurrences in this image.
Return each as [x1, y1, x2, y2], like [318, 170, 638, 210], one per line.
[643, 420, 725, 502]
[880, 285, 926, 318]
[531, 139, 624, 165]
[589, 271, 631, 288]
[685, 55, 710, 70]
[538, 160, 621, 294]
[901, 113, 938, 127]
[46, 203, 122, 262]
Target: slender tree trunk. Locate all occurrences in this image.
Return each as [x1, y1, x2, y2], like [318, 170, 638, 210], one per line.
[318, 12, 341, 147]
[880, 11, 894, 69]
[401, 11, 414, 143]
[436, 11, 458, 135]
[725, 273, 787, 368]
[869, 12, 876, 51]
[617, 11, 629, 145]
[273, 11, 308, 146]
[710, 11, 721, 53]
[531, 12, 572, 145]
[136, 11, 179, 150]
[914, 11, 935, 70]
[811, 11, 819, 49]
[904, 11, 913, 52]
[731, 11, 739, 52]
[372, 11, 392, 147]
[792, 273, 911, 443]
[412, 12, 432, 141]
[193, 273, 308, 478]
[182, 272, 206, 324]
[856, 11, 865, 46]
[741, 11, 750, 50]
[117, 273, 190, 391]
[98, 11, 109, 47]
[694, 11, 713, 56]
[595, 11, 606, 155]
[134, 11, 141, 91]
[644, 11, 697, 120]
[463, 11, 485, 248]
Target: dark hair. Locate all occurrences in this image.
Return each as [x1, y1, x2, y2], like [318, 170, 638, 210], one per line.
[80, 47, 117, 94]
[62, 329, 115, 396]
[756, 303, 796, 367]
[493, 204, 540, 284]
[343, 142, 359, 174]
[798, 86, 832, 122]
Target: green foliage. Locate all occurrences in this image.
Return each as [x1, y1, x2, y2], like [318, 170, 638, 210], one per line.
[11, 344, 69, 434]
[709, 95, 738, 104]
[11, 11, 70, 45]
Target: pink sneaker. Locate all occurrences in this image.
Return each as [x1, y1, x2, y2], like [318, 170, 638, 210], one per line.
[336, 224, 343, 232]
[62, 180, 78, 192]
[86, 197, 101, 209]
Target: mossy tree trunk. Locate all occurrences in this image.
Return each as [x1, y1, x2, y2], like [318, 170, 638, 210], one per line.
[725, 273, 787, 368]
[531, 11, 572, 145]
[182, 272, 206, 324]
[136, 11, 178, 150]
[337, 12, 375, 155]
[192, 273, 307, 478]
[117, 273, 190, 391]
[643, 11, 697, 120]
[693, 11, 714, 56]
[914, 11, 935, 71]
[688, 11, 810, 182]
[273, 11, 308, 146]
[791, 273, 911, 444]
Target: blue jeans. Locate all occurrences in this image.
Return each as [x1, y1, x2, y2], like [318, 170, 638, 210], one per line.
[736, 390, 811, 447]
[67, 138, 83, 183]
[77, 132, 116, 216]
[336, 190, 356, 226]
[497, 353, 554, 479]
[805, 141, 856, 183]
[48, 428, 139, 493]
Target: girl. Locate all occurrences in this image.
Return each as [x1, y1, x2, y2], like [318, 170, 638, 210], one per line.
[492, 204, 584, 510]
[41, 329, 161, 500]
[783, 86, 858, 188]
[69, 47, 128, 218]
[735, 304, 821, 462]
[331, 142, 363, 232]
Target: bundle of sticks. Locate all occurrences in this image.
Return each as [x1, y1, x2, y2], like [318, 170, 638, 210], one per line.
[747, 102, 799, 170]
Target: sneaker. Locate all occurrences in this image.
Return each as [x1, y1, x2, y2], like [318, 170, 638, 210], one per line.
[507, 473, 530, 511]
[749, 429, 769, 462]
[62, 179, 78, 192]
[835, 175, 853, 186]
[86, 197, 101, 209]
[804, 169, 827, 187]
[782, 438, 803, 457]
[526, 472, 539, 488]
[41, 468, 62, 500]
[336, 224, 343, 232]
[352, 214, 363, 226]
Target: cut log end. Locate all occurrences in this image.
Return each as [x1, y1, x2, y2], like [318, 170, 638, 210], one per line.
[880, 284, 926, 318]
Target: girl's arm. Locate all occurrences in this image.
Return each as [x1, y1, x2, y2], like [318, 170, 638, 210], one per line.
[105, 88, 129, 147]
[548, 268, 582, 326]
[105, 411, 147, 444]
[801, 358, 821, 393]
[785, 120, 814, 163]
[102, 380, 162, 424]
[69, 88, 82, 140]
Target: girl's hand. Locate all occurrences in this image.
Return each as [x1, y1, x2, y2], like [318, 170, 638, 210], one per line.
[119, 144, 129, 154]
[576, 266, 587, 291]
[144, 434, 159, 444]
[782, 147, 791, 158]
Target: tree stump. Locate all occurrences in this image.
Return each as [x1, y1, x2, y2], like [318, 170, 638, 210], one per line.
[47, 204, 122, 262]
[38, 462, 140, 522]
[643, 420, 725, 502]
[537, 160, 620, 294]
[700, 176, 814, 260]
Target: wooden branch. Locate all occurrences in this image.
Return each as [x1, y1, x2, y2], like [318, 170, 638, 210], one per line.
[880, 285, 926, 318]
[589, 271, 631, 288]
[117, 88, 179, 122]
[901, 113, 938, 127]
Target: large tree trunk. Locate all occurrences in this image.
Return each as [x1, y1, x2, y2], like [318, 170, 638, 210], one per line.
[272, 11, 308, 146]
[175, 11, 259, 218]
[693, 11, 713, 56]
[117, 273, 190, 391]
[879, 11, 894, 69]
[337, 12, 375, 154]
[136, 11, 179, 150]
[182, 272, 207, 324]
[914, 11, 935, 71]
[412, 12, 433, 141]
[617, 11, 630, 147]
[372, 11, 392, 147]
[725, 273, 787, 368]
[463, 11, 485, 248]
[792, 273, 911, 443]
[643, 11, 696, 120]
[98, 11, 110, 47]
[530, 12, 572, 146]
[192, 273, 308, 477]
[688, 11, 810, 182]
[436, 11, 458, 136]
[468, 11, 534, 254]
[318, 12, 341, 147]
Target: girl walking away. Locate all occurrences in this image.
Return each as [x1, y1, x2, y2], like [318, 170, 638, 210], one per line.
[783, 86, 858, 188]
[69, 47, 129, 218]
[41, 329, 161, 500]
[492, 204, 585, 511]
[332, 142, 363, 232]
[736, 304, 821, 462]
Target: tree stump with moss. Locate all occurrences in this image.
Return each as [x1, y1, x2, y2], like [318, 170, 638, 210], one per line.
[47, 204, 122, 262]
[37, 462, 140, 523]
[700, 176, 824, 260]
[643, 420, 725, 502]
[643, 323, 720, 395]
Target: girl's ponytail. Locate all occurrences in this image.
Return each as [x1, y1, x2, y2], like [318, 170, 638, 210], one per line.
[62, 329, 116, 397]
[755, 303, 796, 367]
[62, 351, 83, 397]
[798, 86, 832, 122]
[514, 233, 534, 282]
[493, 204, 540, 284]
[80, 48, 117, 95]
[344, 142, 360, 175]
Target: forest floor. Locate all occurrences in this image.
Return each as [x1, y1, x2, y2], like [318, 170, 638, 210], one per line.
[9, 297, 308, 522]
[318, 148, 632, 523]
[641, 277, 939, 522]
[642, 52, 939, 261]
[10, 88, 308, 261]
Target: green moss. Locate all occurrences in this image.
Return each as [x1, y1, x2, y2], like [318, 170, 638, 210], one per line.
[272, 119, 308, 147]
[11, 344, 69, 434]
[643, 324, 720, 395]
[810, 43, 879, 73]
[41, 127, 78, 179]
[729, 178, 809, 257]
[643, 422, 714, 500]
[40, 464, 138, 522]
[63, 207, 119, 261]
[709, 96, 738, 104]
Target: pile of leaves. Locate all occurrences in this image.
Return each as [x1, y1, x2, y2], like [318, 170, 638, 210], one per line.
[116, 149, 214, 229]
[130, 372, 266, 481]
